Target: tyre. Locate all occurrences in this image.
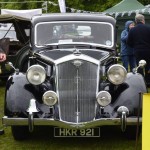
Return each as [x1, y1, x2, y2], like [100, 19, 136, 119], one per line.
[20, 61, 28, 72]
[123, 125, 141, 140]
[11, 126, 29, 140]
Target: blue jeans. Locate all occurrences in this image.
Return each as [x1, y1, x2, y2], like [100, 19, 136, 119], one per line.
[121, 55, 136, 72]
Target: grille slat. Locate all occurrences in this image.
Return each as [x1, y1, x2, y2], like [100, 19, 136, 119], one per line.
[57, 60, 98, 123]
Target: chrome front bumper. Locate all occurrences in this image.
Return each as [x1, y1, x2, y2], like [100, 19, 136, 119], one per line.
[2, 116, 142, 129]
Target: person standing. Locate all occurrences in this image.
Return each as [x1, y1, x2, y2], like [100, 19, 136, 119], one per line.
[121, 20, 136, 72]
[0, 47, 6, 74]
[0, 48, 5, 135]
[127, 14, 150, 86]
[0, 50, 6, 62]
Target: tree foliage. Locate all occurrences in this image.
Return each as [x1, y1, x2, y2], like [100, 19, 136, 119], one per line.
[0, 0, 150, 13]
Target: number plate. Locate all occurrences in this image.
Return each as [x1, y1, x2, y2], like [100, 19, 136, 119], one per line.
[54, 127, 100, 137]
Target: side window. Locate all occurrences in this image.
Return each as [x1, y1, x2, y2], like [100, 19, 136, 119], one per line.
[0, 23, 17, 40]
[0, 23, 23, 55]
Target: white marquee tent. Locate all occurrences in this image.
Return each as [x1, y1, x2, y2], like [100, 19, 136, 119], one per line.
[1, 9, 42, 19]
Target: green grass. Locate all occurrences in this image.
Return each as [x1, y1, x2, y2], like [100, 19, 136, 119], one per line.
[0, 80, 142, 150]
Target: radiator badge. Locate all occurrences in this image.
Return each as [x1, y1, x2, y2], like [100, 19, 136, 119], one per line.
[72, 60, 83, 68]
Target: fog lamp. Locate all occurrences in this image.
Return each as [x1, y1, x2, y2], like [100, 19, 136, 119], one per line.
[42, 91, 58, 106]
[96, 91, 111, 107]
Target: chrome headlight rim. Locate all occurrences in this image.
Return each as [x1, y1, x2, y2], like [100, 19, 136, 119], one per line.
[42, 90, 58, 106]
[107, 64, 127, 85]
[26, 65, 46, 85]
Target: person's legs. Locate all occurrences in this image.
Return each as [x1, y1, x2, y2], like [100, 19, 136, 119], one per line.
[129, 55, 137, 72]
[143, 53, 150, 86]
[135, 49, 150, 84]
[121, 55, 129, 72]
[135, 50, 144, 76]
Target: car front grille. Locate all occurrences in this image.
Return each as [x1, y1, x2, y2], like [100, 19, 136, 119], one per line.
[56, 60, 98, 123]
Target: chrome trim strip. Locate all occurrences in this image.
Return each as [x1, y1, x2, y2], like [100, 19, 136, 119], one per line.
[55, 54, 99, 65]
[3, 116, 142, 129]
[96, 62, 100, 103]
[76, 68, 79, 123]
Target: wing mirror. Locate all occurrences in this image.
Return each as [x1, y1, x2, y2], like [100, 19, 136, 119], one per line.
[5, 62, 19, 74]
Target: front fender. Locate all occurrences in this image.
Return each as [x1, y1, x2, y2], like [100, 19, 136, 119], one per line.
[4, 73, 36, 116]
[113, 72, 147, 114]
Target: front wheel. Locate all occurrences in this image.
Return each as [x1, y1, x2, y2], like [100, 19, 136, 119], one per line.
[11, 126, 29, 140]
[20, 61, 28, 72]
[123, 125, 141, 140]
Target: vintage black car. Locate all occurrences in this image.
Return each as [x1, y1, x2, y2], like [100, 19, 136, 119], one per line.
[2, 13, 147, 140]
[0, 14, 31, 77]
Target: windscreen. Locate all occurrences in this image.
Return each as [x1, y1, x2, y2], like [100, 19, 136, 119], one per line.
[35, 21, 114, 48]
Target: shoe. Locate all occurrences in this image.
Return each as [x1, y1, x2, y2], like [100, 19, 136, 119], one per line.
[0, 129, 4, 135]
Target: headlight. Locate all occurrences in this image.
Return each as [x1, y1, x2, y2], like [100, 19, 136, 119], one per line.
[107, 64, 127, 85]
[27, 65, 46, 85]
[42, 91, 58, 106]
[96, 91, 111, 107]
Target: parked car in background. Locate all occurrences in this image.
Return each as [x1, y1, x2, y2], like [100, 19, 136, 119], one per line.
[0, 14, 31, 78]
[2, 13, 147, 140]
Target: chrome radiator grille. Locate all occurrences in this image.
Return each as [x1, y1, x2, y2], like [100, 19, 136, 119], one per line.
[57, 60, 98, 123]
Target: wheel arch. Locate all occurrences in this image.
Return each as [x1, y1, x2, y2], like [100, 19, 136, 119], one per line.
[4, 73, 36, 116]
[112, 72, 147, 114]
